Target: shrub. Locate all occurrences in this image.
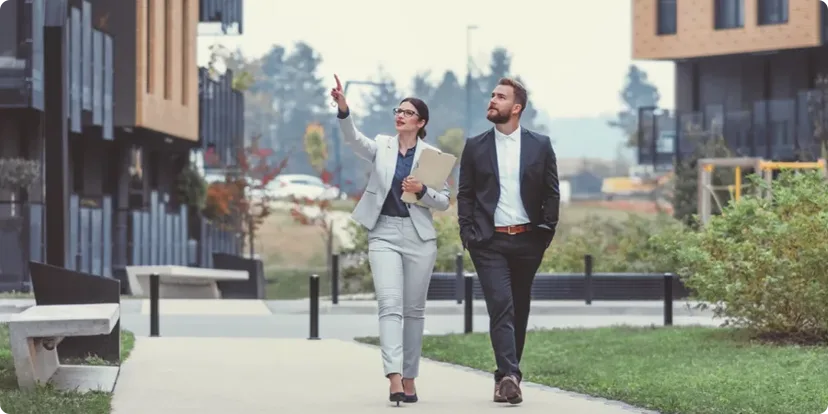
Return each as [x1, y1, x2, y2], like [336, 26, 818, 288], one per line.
[541, 212, 684, 273]
[654, 170, 828, 342]
[341, 208, 683, 293]
[339, 216, 471, 294]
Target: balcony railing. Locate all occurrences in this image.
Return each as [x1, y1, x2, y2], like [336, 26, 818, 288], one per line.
[0, 189, 244, 291]
[0, 0, 112, 138]
[0, 201, 43, 291]
[199, 0, 243, 34]
[199, 67, 244, 168]
[0, 0, 45, 109]
[68, 0, 114, 138]
[126, 191, 189, 267]
[641, 90, 827, 165]
[196, 220, 241, 268]
[68, 194, 112, 277]
[124, 190, 241, 269]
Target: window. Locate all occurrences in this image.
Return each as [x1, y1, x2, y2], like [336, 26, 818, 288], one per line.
[758, 0, 788, 25]
[657, 0, 677, 35]
[163, 0, 172, 100]
[715, 0, 744, 29]
[146, 0, 154, 93]
[181, 0, 189, 105]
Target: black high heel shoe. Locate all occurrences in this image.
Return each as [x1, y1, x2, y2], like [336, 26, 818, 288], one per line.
[404, 393, 418, 403]
[389, 392, 405, 406]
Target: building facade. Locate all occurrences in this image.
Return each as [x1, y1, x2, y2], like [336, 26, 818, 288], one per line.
[633, 0, 828, 164]
[0, 0, 244, 291]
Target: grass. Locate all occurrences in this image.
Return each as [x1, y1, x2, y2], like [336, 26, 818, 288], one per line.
[257, 208, 338, 299]
[0, 326, 135, 414]
[357, 326, 828, 414]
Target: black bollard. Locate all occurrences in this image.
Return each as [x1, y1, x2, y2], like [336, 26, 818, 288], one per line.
[663, 273, 674, 326]
[331, 254, 340, 305]
[464, 274, 473, 334]
[149, 273, 160, 337]
[309, 274, 320, 340]
[584, 254, 594, 305]
[455, 253, 464, 304]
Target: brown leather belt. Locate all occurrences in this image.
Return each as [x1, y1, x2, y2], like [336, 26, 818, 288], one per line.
[494, 224, 532, 235]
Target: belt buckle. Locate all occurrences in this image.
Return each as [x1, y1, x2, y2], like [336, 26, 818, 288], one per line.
[507, 226, 517, 235]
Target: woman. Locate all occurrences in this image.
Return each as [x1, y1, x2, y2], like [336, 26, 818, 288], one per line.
[331, 74, 450, 405]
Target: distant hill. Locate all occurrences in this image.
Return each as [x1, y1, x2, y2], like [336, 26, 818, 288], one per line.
[535, 110, 635, 162]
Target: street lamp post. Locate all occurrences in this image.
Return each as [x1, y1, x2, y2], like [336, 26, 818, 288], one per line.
[465, 25, 478, 142]
[333, 80, 392, 190]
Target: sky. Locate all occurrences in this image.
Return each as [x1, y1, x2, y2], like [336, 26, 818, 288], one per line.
[196, 0, 675, 120]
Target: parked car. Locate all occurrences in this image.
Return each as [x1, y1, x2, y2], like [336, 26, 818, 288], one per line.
[270, 174, 345, 201]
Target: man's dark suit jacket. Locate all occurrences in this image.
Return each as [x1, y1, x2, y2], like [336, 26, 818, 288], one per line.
[457, 127, 560, 250]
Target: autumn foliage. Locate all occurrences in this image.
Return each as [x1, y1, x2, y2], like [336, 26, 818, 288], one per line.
[203, 134, 288, 247]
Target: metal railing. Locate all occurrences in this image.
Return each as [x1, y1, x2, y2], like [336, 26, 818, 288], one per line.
[315, 253, 685, 339]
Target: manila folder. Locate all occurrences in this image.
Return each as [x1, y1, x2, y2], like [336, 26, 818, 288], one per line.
[401, 148, 457, 204]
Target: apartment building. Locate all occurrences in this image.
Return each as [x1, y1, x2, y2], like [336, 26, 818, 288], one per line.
[633, 0, 828, 163]
[0, 0, 244, 291]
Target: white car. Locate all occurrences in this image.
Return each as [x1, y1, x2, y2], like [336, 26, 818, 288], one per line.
[270, 174, 345, 201]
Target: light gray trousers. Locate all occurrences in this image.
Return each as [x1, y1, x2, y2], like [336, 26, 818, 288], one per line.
[368, 215, 437, 379]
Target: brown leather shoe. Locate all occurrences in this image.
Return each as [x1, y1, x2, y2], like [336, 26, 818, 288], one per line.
[498, 375, 523, 404]
[493, 380, 507, 403]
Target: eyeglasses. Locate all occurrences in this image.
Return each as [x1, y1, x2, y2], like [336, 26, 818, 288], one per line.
[392, 108, 419, 118]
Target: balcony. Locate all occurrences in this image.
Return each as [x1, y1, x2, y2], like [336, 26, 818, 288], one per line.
[67, 0, 114, 138]
[642, 90, 825, 165]
[0, 0, 113, 139]
[93, 0, 199, 141]
[199, 68, 244, 168]
[0, 0, 44, 110]
[637, 108, 675, 169]
[199, 0, 243, 34]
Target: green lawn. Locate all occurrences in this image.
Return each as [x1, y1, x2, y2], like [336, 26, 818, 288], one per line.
[358, 326, 828, 414]
[0, 325, 136, 414]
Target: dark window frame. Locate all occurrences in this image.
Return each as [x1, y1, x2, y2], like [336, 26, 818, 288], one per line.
[757, 0, 788, 25]
[656, 0, 677, 35]
[714, 0, 745, 30]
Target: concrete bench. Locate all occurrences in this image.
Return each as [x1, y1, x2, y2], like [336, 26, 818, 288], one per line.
[125, 265, 249, 299]
[7, 303, 120, 392]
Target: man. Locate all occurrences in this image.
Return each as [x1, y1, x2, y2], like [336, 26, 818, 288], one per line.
[457, 77, 559, 405]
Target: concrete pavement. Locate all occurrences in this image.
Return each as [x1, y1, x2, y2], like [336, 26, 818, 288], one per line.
[110, 337, 656, 413]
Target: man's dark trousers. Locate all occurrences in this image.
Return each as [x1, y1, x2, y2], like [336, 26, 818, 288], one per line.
[468, 229, 545, 382]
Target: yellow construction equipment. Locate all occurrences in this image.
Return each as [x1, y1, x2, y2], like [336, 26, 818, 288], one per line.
[697, 157, 828, 225]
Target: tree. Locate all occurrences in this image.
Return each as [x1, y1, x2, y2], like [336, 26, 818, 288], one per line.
[252, 42, 327, 170]
[807, 73, 828, 160]
[204, 135, 288, 254]
[608, 65, 661, 147]
[359, 68, 403, 139]
[303, 123, 327, 174]
[436, 128, 466, 161]
[671, 124, 732, 227]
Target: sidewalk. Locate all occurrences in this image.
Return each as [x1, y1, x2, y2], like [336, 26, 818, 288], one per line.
[111, 337, 654, 413]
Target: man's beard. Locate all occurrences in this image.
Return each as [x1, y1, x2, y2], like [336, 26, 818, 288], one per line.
[486, 108, 510, 124]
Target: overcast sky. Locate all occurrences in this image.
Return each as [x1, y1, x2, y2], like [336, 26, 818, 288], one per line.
[197, 0, 674, 119]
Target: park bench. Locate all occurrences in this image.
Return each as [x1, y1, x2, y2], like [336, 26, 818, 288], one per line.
[125, 265, 249, 299]
[7, 303, 120, 392]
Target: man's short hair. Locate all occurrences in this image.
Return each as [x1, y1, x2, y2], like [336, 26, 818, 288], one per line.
[497, 77, 528, 115]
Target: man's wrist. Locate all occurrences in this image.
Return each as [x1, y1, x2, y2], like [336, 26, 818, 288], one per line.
[415, 184, 428, 200]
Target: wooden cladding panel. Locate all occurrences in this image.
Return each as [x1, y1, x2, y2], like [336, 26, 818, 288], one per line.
[134, 0, 197, 141]
[633, 0, 822, 60]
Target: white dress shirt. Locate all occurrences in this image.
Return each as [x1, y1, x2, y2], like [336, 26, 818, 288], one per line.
[493, 126, 531, 227]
